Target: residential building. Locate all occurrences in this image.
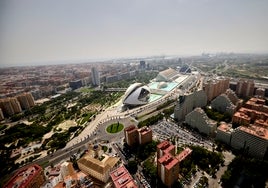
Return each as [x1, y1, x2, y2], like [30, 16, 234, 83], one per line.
[203, 77, 229, 102]
[0, 97, 22, 116]
[156, 141, 192, 187]
[255, 88, 265, 98]
[174, 89, 207, 121]
[175, 147, 192, 162]
[17, 92, 35, 110]
[157, 153, 179, 187]
[157, 140, 175, 159]
[236, 79, 254, 98]
[124, 125, 152, 146]
[124, 125, 138, 147]
[216, 122, 233, 145]
[110, 165, 138, 188]
[137, 126, 152, 145]
[4, 164, 45, 188]
[185, 108, 217, 137]
[211, 94, 237, 116]
[231, 125, 268, 159]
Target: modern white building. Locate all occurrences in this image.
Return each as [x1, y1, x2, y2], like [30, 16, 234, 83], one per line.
[211, 94, 236, 116]
[174, 90, 207, 121]
[122, 83, 150, 106]
[185, 107, 217, 136]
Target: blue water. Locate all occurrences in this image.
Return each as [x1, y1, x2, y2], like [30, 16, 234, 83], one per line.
[149, 94, 163, 102]
[148, 82, 178, 91]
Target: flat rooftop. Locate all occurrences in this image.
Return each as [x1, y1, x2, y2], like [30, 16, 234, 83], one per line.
[240, 125, 268, 140]
[158, 153, 179, 170]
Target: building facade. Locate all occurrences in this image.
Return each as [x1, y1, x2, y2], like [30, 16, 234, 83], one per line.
[203, 77, 230, 102]
[91, 67, 100, 86]
[235, 79, 254, 98]
[211, 94, 237, 116]
[174, 90, 207, 121]
[124, 125, 152, 146]
[185, 108, 217, 137]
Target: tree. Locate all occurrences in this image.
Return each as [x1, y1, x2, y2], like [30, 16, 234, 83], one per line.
[127, 160, 138, 174]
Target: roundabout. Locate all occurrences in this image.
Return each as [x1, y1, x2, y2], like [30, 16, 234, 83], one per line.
[106, 122, 124, 133]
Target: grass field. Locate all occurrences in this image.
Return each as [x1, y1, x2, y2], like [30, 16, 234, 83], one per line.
[106, 123, 124, 133]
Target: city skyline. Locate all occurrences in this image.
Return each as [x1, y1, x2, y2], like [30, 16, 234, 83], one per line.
[0, 0, 268, 67]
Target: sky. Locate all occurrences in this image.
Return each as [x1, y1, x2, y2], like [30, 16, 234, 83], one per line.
[0, 0, 268, 67]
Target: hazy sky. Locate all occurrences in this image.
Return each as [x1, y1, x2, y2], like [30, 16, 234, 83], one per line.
[0, 0, 268, 67]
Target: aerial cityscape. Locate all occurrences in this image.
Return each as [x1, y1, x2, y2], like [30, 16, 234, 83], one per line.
[1, 54, 268, 188]
[1, 0, 268, 188]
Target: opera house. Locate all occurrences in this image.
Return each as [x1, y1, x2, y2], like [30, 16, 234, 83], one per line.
[122, 83, 151, 106]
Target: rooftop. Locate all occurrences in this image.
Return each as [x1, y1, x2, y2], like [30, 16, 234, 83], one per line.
[240, 125, 268, 140]
[158, 153, 179, 170]
[78, 154, 119, 174]
[110, 166, 138, 188]
[4, 164, 42, 188]
[124, 125, 137, 132]
[176, 147, 192, 162]
[217, 122, 233, 133]
[138, 126, 152, 135]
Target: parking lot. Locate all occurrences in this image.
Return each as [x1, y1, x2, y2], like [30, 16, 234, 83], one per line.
[151, 120, 213, 150]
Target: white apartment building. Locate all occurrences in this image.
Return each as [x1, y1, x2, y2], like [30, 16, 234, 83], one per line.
[185, 107, 217, 137]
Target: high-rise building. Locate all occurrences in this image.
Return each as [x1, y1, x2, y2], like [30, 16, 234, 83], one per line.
[10, 97, 23, 113]
[17, 93, 35, 110]
[203, 77, 230, 102]
[139, 61, 146, 70]
[174, 90, 207, 121]
[4, 164, 45, 188]
[137, 126, 152, 145]
[91, 67, 100, 86]
[157, 140, 178, 187]
[235, 79, 254, 98]
[185, 108, 217, 137]
[156, 141, 192, 187]
[157, 153, 180, 187]
[124, 125, 152, 146]
[0, 97, 22, 117]
[124, 125, 138, 147]
[157, 140, 175, 159]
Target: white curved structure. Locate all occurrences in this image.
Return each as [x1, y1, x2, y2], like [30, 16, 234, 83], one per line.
[123, 83, 150, 106]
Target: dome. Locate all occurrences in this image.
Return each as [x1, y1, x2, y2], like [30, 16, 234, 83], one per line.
[157, 82, 168, 89]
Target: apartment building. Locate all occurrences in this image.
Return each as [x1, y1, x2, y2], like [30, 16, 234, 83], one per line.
[124, 125, 152, 146]
[185, 108, 217, 137]
[203, 77, 230, 102]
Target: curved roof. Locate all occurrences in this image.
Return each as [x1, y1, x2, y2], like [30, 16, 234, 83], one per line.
[123, 83, 143, 102]
[122, 83, 150, 106]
